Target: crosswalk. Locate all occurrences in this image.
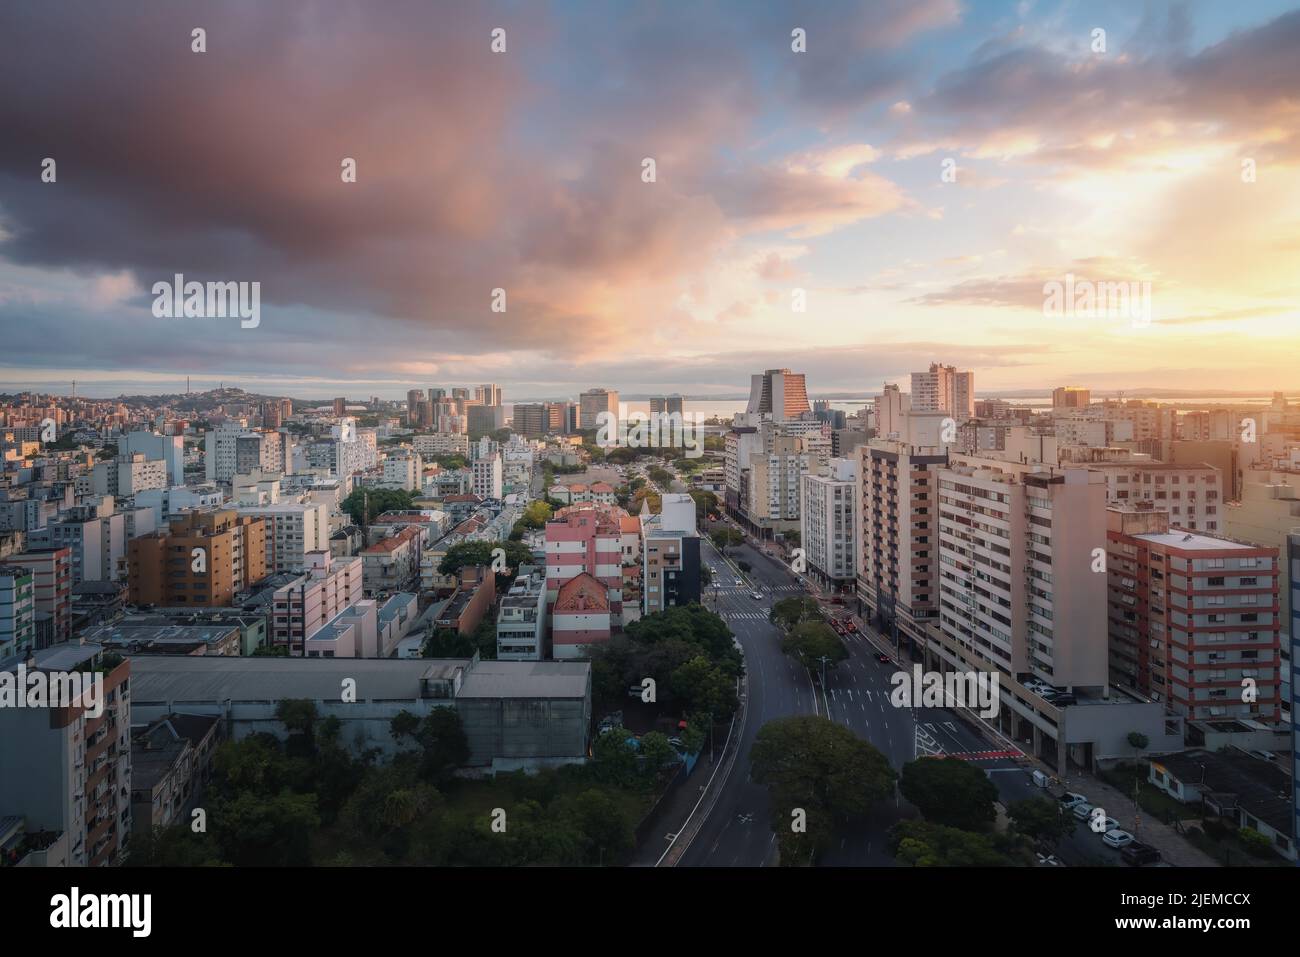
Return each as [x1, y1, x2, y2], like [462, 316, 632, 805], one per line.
[724, 612, 771, 620]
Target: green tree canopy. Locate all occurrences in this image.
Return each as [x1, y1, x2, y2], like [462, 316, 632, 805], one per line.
[891, 820, 1020, 866]
[898, 757, 999, 831]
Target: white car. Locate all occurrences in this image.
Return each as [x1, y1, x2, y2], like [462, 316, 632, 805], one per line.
[1094, 816, 1120, 834]
[1102, 829, 1135, 849]
[1059, 792, 1088, 810]
[734, 578, 743, 586]
[750, 591, 764, 600]
[1071, 802, 1095, 820]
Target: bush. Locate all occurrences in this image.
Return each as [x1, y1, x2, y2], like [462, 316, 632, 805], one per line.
[1237, 827, 1273, 857]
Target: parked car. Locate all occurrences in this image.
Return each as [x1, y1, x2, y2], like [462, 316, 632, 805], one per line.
[1090, 815, 1120, 834]
[1059, 792, 1088, 810]
[1102, 829, 1135, 849]
[1121, 842, 1162, 866]
[1071, 802, 1095, 819]
[1031, 770, 1050, 788]
[875, 653, 892, 664]
[734, 578, 743, 586]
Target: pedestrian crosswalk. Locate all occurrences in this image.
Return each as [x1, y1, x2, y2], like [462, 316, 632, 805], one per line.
[725, 612, 771, 620]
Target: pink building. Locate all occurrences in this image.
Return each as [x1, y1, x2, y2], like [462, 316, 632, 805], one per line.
[271, 551, 364, 652]
[545, 508, 625, 655]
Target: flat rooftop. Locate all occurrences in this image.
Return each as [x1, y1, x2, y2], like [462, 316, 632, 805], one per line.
[1135, 531, 1254, 551]
[127, 655, 590, 703]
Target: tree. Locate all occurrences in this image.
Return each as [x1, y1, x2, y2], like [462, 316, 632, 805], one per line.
[591, 727, 640, 786]
[780, 621, 848, 671]
[669, 655, 739, 717]
[891, 820, 1019, 866]
[1007, 797, 1076, 848]
[211, 788, 321, 866]
[341, 487, 415, 526]
[647, 466, 673, 488]
[639, 731, 677, 774]
[275, 699, 320, 757]
[751, 716, 896, 864]
[710, 527, 743, 552]
[390, 707, 470, 783]
[555, 789, 636, 865]
[423, 626, 477, 658]
[688, 489, 718, 523]
[899, 757, 999, 831]
[769, 596, 822, 629]
[438, 539, 532, 577]
[519, 500, 553, 529]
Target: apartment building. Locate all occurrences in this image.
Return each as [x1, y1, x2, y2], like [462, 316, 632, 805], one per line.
[641, 493, 701, 615]
[1108, 505, 1282, 723]
[799, 457, 858, 593]
[1088, 458, 1223, 532]
[0, 565, 35, 659]
[236, 502, 330, 573]
[204, 426, 289, 482]
[545, 508, 624, 655]
[382, 448, 422, 491]
[936, 456, 1109, 687]
[361, 525, 423, 596]
[911, 363, 974, 420]
[92, 452, 167, 498]
[128, 507, 268, 607]
[0, 644, 132, 867]
[28, 499, 127, 584]
[857, 439, 948, 650]
[268, 550, 364, 652]
[0, 546, 71, 647]
[497, 568, 547, 660]
[130, 713, 222, 835]
[1052, 387, 1091, 409]
[471, 452, 503, 500]
[747, 434, 815, 533]
[413, 432, 470, 458]
[118, 430, 185, 485]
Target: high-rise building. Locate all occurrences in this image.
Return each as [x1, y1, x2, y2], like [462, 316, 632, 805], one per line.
[1052, 387, 1091, 409]
[1, 547, 72, 647]
[0, 565, 35, 659]
[119, 430, 184, 485]
[911, 363, 974, 420]
[407, 389, 426, 424]
[747, 434, 816, 531]
[267, 551, 364, 652]
[1108, 505, 1281, 723]
[857, 439, 948, 648]
[937, 455, 1109, 687]
[475, 384, 503, 407]
[333, 397, 348, 417]
[746, 369, 810, 422]
[236, 502, 331, 574]
[873, 383, 911, 439]
[641, 494, 701, 615]
[649, 396, 685, 417]
[471, 453, 503, 500]
[579, 389, 620, 431]
[128, 508, 268, 606]
[799, 458, 858, 594]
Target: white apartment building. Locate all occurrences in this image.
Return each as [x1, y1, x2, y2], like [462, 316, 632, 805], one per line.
[748, 435, 814, 531]
[800, 457, 858, 592]
[134, 484, 226, 525]
[28, 499, 127, 584]
[119, 430, 184, 485]
[935, 455, 1109, 688]
[471, 453, 503, 500]
[1077, 458, 1223, 533]
[237, 502, 330, 573]
[497, 570, 547, 660]
[92, 452, 168, 498]
[413, 432, 470, 458]
[204, 426, 289, 482]
[382, 449, 422, 491]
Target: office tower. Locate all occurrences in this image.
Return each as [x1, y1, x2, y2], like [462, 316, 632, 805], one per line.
[641, 494, 701, 615]
[407, 389, 425, 423]
[800, 458, 858, 594]
[911, 363, 975, 420]
[579, 389, 620, 431]
[333, 397, 347, 417]
[475, 384, 503, 407]
[857, 439, 948, 646]
[467, 403, 505, 436]
[649, 395, 685, 417]
[746, 369, 811, 422]
[451, 387, 470, 400]
[1052, 386, 1091, 409]
[937, 456, 1108, 687]
[1108, 505, 1281, 723]
[129, 508, 268, 606]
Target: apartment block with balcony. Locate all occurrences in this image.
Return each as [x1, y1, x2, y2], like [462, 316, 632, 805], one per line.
[799, 458, 858, 594]
[0, 644, 132, 867]
[268, 550, 364, 653]
[1108, 505, 1282, 724]
[856, 439, 948, 650]
[128, 508, 268, 607]
[0, 546, 71, 647]
[641, 494, 700, 616]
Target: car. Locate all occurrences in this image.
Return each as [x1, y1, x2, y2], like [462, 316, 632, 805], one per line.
[1059, 792, 1088, 809]
[875, 653, 892, 664]
[1102, 829, 1135, 849]
[1121, 842, 1162, 866]
[845, 621, 859, 633]
[750, 590, 763, 600]
[734, 578, 743, 586]
[1071, 802, 1095, 820]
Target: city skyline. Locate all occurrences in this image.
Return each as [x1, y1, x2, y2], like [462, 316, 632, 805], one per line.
[3, 0, 1300, 398]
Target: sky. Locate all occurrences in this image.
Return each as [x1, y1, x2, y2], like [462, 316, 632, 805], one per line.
[1, 0, 1298, 401]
